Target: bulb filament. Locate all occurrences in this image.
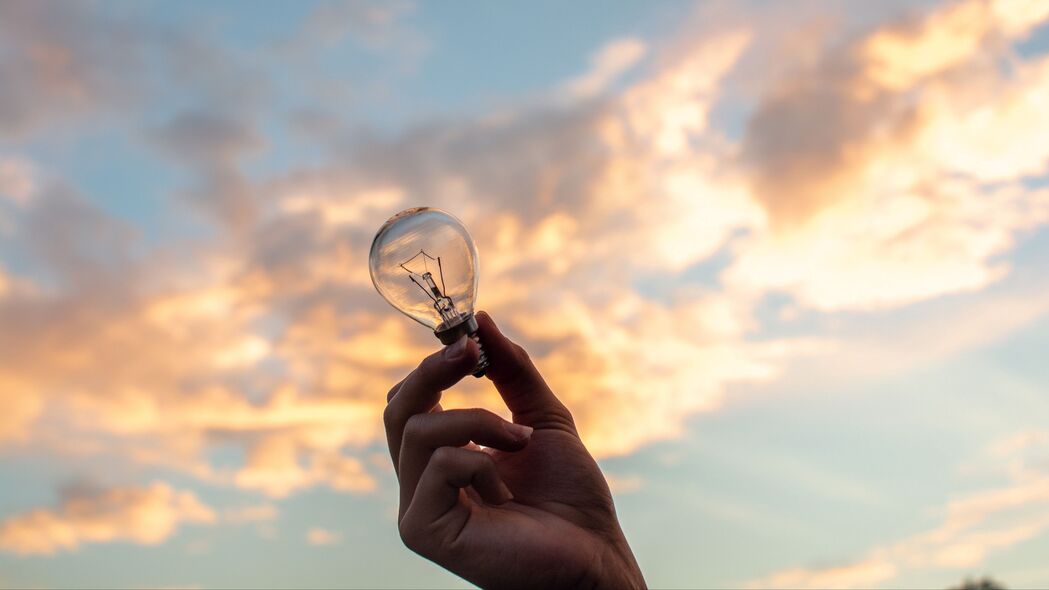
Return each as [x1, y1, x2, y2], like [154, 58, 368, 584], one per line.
[400, 250, 462, 326]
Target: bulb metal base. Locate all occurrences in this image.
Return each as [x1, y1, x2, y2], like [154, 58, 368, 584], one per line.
[434, 313, 489, 378]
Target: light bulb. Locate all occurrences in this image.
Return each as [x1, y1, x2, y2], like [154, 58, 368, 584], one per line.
[369, 207, 489, 377]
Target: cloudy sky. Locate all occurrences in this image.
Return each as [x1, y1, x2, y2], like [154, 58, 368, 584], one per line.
[2, 0, 1049, 587]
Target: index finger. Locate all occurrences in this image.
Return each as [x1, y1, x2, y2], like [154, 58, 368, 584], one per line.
[383, 335, 480, 472]
[475, 311, 575, 431]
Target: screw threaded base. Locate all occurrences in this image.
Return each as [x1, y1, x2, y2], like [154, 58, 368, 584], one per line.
[433, 312, 488, 378]
[470, 331, 489, 378]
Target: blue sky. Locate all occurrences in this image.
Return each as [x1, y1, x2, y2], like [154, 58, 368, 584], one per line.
[1, 1, 1049, 588]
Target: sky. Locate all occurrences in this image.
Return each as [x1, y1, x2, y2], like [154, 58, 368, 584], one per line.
[1, 0, 1049, 588]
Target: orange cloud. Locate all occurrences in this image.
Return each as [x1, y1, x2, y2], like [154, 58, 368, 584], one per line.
[0, 482, 215, 556]
[560, 37, 647, 100]
[730, 0, 1049, 311]
[306, 527, 342, 546]
[0, 372, 43, 444]
[861, 0, 1049, 91]
[725, 182, 1049, 311]
[507, 291, 813, 457]
[234, 433, 377, 498]
[749, 558, 898, 590]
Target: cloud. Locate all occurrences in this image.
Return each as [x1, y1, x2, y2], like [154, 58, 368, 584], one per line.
[725, 182, 1049, 311]
[860, 0, 1049, 91]
[742, 0, 1049, 226]
[0, 156, 37, 238]
[18, 185, 142, 289]
[151, 110, 263, 168]
[148, 109, 264, 229]
[0, 157, 36, 205]
[277, 0, 427, 108]
[0, 2, 267, 140]
[2, 0, 1048, 519]
[604, 473, 644, 495]
[749, 431, 1049, 588]
[278, 185, 405, 229]
[0, 20, 785, 505]
[222, 503, 278, 524]
[729, 0, 1049, 311]
[294, 27, 799, 458]
[306, 526, 342, 546]
[0, 2, 148, 137]
[560, 37, 648, 100]
[297, 1, 416, 49]
[234, 434, 377, 498]
[0, 482, 215, 556]
[749, 558, 898, 590]
[506, 291, 811, 457]
[988, 430, 1049, 475]
[805, 282, 1049, 383]
[0, 182, 389, 496]
[0, 371, 43, 444]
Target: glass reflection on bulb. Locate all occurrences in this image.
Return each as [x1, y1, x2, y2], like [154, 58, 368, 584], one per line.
[369, 207, 488, 377]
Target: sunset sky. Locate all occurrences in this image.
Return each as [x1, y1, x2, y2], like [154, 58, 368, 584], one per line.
[2, 0, 1049, 587]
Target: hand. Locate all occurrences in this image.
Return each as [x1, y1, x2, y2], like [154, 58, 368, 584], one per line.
[383, 311, 646, 589]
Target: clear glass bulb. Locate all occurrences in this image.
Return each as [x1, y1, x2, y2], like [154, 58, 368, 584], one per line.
[369, 207, 488, 376]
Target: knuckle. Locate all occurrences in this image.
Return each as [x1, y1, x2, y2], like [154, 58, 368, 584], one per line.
[400, 413, 427, 444]
[419, 348, 445, 374]
[477, 451, 496, 472]
[444, 408, 506, 442]
[485, 413, 511, 437]
[512, 343, 531, 363]
[382, 403, 398, 429]
[398, 518, 422, 551]
[554, 400, 575, 422]
[430, 445, 459, 470]
[386, 383, 401, 403]
[462, 407, 500, 427]
[468, 447, 496, 472]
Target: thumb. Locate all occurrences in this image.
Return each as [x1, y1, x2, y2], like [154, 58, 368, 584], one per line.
[475, 311, 575, 430]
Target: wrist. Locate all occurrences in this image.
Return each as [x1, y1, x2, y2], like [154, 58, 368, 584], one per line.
[590, 534, 646, 590]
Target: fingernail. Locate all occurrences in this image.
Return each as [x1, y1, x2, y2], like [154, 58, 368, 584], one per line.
[445, 336, 468, 361]
[504, 422, 533, 441]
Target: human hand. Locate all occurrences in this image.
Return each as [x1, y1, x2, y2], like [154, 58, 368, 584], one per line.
[383, 311, 646, 589]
